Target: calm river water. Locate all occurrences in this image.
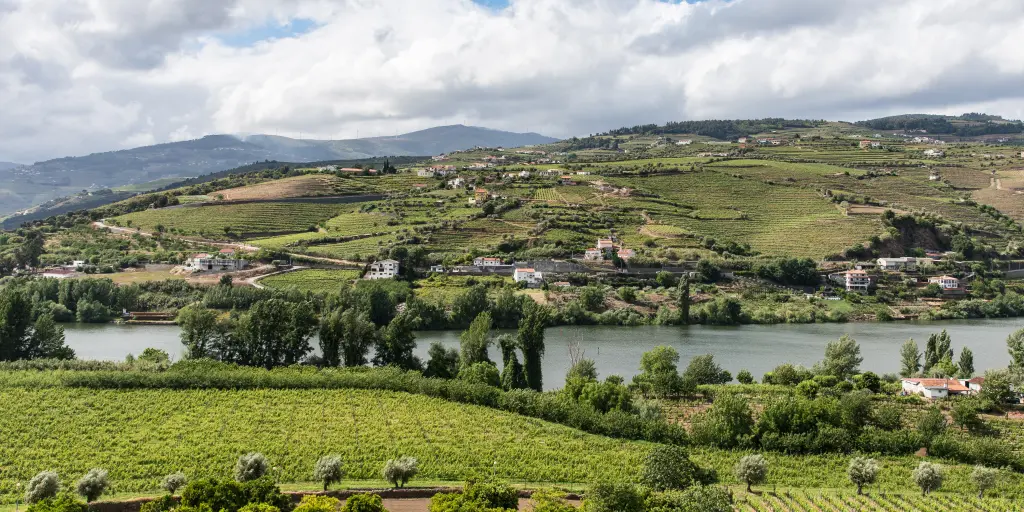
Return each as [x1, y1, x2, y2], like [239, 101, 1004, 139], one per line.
[63, 319, 1024, 390]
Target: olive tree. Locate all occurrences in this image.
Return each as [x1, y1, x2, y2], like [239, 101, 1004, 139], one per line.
[234, 453, 269, 482]
[76, 468, 109, 502]
[314, 455, 344, 491]
[847, 457, 879, 495]
[734, 454, 768, 493]
[161, 472, 188, 494]
[913, 462, 944, 496]
[971, 466, 999, 498]
[382, 456, 418, 488]
[25, 471, 60, 503]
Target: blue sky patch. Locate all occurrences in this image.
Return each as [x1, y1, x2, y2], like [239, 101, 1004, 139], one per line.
[217, 18, 319, 47]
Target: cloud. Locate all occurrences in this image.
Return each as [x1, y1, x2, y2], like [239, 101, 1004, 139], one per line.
[1, 0, 1023, 163]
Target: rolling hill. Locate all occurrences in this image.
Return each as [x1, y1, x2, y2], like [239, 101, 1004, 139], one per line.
[0, 126, 556, 217]
[0, 161, 21, 171]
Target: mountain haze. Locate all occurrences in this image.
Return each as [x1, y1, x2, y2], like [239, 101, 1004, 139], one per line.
[0, 161, 21, 171]
[0, 125, 556, 216]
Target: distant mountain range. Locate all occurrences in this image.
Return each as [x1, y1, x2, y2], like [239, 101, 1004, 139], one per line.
[0, 161, 22, 171]
[0, 125, 557, 217]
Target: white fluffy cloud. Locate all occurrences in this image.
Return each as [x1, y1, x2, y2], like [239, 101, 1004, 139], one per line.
[1, 0, 1023, 163]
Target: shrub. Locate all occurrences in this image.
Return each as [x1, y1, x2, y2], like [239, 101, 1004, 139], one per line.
[341, 494, 385, 512]
[313, 455, 344, 491]
[855, 427, 921, 455]
[689, 394, 753, 449]
[529, 491, 575, 512]
[382, 457, 418, 488]
[912, 462, 943, 496]
[582, 482, 645, 512]
[916, 406, 946, 445]
[234, 453, 269, 482]
[795, 379, 819, 398]
[681, 354, 731, 386]
[458, 362, 501, 388]
[950, 399, 982, 432]
[25, 494, 87, 512]
[644, 485, 732, 512]
[139, 495, 176, 512]
[181, 478, 247, 512]
[293, 495, 341, 512]
[463, 481, 518, 509]
[734, 454, 768, 492]
[847, 457, 879, 495]
[25, 471, 61, 503]
[736, 370, 753, 385]
[971, 466, 999, 498]
[161, 472, 188, 494]
[241, 477, 290, 512]
[870, 403, 903, 431]
[641, 445, 706, 491]
[238, 505, 279, 512]
[75, 468, 109, 502]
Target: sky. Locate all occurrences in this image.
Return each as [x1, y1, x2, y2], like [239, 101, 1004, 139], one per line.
[1, 0, 1023, 164]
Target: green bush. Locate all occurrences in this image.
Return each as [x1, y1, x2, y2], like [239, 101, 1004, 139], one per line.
[161, 472, 188, 494]
[641, 446, 708, 491]
[582, 482, 645, 512]
[341, 493, 385, 512]
[689, 394, 753, 449]
[234, 453, 269, 482]
[644, 485, 732, 512]
[26, 494, 87, 512]
[529, 491, 575, 512]
[462, 481, 518, 509]
[293, 495, 341, 512]
[140, 495, 176, 512]
[75, 468, 109, 502]
[735, 370, 753, 385]
[181, 478, 247, 512]
[238, 504, 279, 512]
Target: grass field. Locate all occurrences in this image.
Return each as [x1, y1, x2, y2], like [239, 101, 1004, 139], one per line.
[259, 269, 361, 292]
[114, 203, 351, 238]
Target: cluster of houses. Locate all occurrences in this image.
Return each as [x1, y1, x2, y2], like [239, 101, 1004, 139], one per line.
[424, 256, 545, 286]
[829, 256, 964, 294]
[417, 166, 457, 177]
[900, 377, 984, 400]
[184, 249, 249, 272]
[583, 238, 635, 262]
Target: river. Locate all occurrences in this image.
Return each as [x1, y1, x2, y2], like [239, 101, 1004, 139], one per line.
[62, 319, 1023, 390]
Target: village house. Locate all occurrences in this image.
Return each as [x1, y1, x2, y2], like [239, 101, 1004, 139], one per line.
[365, 259, 400, 280]
[560, 176, 577, 185]
[185, 249, 248, 272]
[596, 238, 615, 255]
[473, 257, 504, 267]
[518, 170, 531, 178]
[844, 270, 872, 292]
[429, 265, 445, 273]
[676, 139, 693, 145]
[431, 154, 449, 161]
[901, 378, 970, 399]
[474, 188, 489, 203]
[928, 275, 960, 290]
[923, 149, 945, 158]
[576, 171, 590, 176]
[513, 267, 543, 285]
[66, 260, 86, 270]
[737, 137, 747, 144]
[878, 257, 918, 272]
[448, 177, 465, 188]
[583, 248, 603, 261]
[416, 169, 435, 177]
[617, 248, 636, 261]
[859, 140, 872, 149]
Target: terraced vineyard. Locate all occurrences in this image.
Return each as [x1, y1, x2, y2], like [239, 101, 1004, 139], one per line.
[297, 233, 399, 260]
[211, 174, 370, 200]
[113, 203, 350, 237]
[259, 269, 361, 292]
[733, 490, 1024, 512]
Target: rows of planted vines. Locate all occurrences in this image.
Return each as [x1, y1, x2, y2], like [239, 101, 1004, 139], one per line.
[113, 203, 350, 238]
[0, 387, 648, 503]
[734, 490, 1024, 512]
[259, 269, 360, 293]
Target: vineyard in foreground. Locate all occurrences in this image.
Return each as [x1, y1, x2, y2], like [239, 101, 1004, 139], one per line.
[732, 489, 1024, 512]
[259, 269, 361, 293]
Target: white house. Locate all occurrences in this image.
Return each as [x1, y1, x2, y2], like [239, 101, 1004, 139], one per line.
[365, 259, 400, 280]
[514, 267, 543, 285]
[596, 238, 615, 254]
[676, 139, 693, 145]
[901, 378, 970, 399]
[417, 169, 435, 177]
[960, 377, 984, 394]
[928, 275, 960, 290]
[429, 265, 445, 273]
[844, 270, 872, 292]
[448, 177, 465, 188]
[923, 149, 945, 158]
[584, 248, 603, 261]
[473, 257, 504, 267]
[185, 251, 248, 271]
[878, 257, 918, 272]
[518, 170, 531, 178]
[617, 248, 636, 260]
[65, 260, 86, 270]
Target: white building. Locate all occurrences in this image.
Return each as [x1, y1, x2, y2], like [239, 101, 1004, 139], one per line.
[514, 267, 543, 285]
[518, 170, 531, 178]
[617, 248, 636, 260]
[923, 149, 945, 158]
[878, 257, 918, 272]
[928, 275, 960, 290]
[583, 248, 603, 261]
[845, 270, 872, 292]
[65, 260, 86, 270]
[429, 265, 445, 273]
[596, 238, 615, 254]
[417, 169, 435, 177]
[365, 259, 400, 280]
[448, 177, 465, 188]
[185, 251, 249, 271]
[901, 378, 970, 399]
[473, 257, 504, 267]
[41, 268, 76, 279]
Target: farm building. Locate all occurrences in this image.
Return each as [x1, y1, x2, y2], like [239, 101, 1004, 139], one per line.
[473, 257, 505, 267]
[560, 176, 576, 185]
[596, 239, 615, 254]
[859, 140, 872, 149]
[518, 170, 531, 178]
[960, 377, 984, 394]
[416, 169, 435, 177]
[617, 249, 636, 260]
[928, 275, 960, 290]
[584, 248, 603, 261]
[185, 251, 248, 272]
[474, 188, 490, 203]
[513, 268, 543, 285]
[844, 270, 872, 292]
[878, 257, 918, 272]
[923, 149, 945, 158]
[365, 259, 400, 280]
[901, 378, 970, 399]
[429, 265, 445, 273]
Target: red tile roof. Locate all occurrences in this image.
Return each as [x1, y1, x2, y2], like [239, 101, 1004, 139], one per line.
[903, 378, 969, 392]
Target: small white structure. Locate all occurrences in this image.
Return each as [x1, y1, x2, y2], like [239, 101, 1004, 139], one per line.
[617, 248, 636, 260]
[473, 257, 504, 267]
[928, 275, 960, 290]
[365, 259, 400, 280]
[584, 248, 603, 261]
[960, 377, 984, 394]
[878, 257, 918, 272]
[923, 149, 945, 158]
[429, 265, 445, 273]
[514, 267, 543, 285]
[518, 170, 531, 178]
[901, 378, 969, 399]
[186, 251, 248, 271]
[844, 270, 872, 292]
[66, 260, 86, 270]
[417, 169, 435, 177]
[448, 177, 465, 188]
[596, 238, 615, 254]
[676, 139, 693, 145]
[737, 137, 748, 144]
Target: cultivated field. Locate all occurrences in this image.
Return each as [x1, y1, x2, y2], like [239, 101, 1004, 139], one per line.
[211, 174, 369, 201]
[113, 202, 351, 237]
[259, 269, 361, 292]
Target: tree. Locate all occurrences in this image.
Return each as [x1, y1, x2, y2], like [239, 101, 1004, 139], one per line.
[734, 454, 768, 493]
[954, 346, 975, 379]
[971, 466, 999, 498]
[219, 274, 234, 287]
[689, 393, 754, 449]
[161, 472, 188, 494]
[318, 308, 345, 367]
[912, 462, 944, 496]
[373, 313, 421, 370]
[313, 455, 344, 491]
[847, 457, 879, 495]
[736, 369, 754, 385]
[178, 303, 220, 359]
[382, 457, 418, 488]
[696, 259, 721, 283]
[634, 346, 686, 397]
[518, 300, 549, 391]
[579, 286, 605, 311]
[582, 482, 645, 512]
[423, 342, 459, 379]
[899, 339, 921, 377]
[641, 445, 705, 491]
[232, 299, 317, 368]
[25, 471, 60, 503]
[457, 361, 500, 387]
[917, 406, 947, 444]
[979, 368, 1016, 405]
[459, 312, 492, 368]
[498, 334, 527, 391]
[1008, 327, 1024, 371]
[2, 288, 73, 361]
[676, 275, 691, 324]
[682, 354, 731, 386]
[338, 309, 378, 367]
[924, 333, 939, 373]
[816, 335, 862, 380]
[76, 468, 109, 502]
[341, 493, 386, 512]
[28, 313, 74, 359]
[234, 453, 268, 482]
[951, 400, 982, 432]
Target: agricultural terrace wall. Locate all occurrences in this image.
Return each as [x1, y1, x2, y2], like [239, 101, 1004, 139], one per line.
[169, 194, 384, 209]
